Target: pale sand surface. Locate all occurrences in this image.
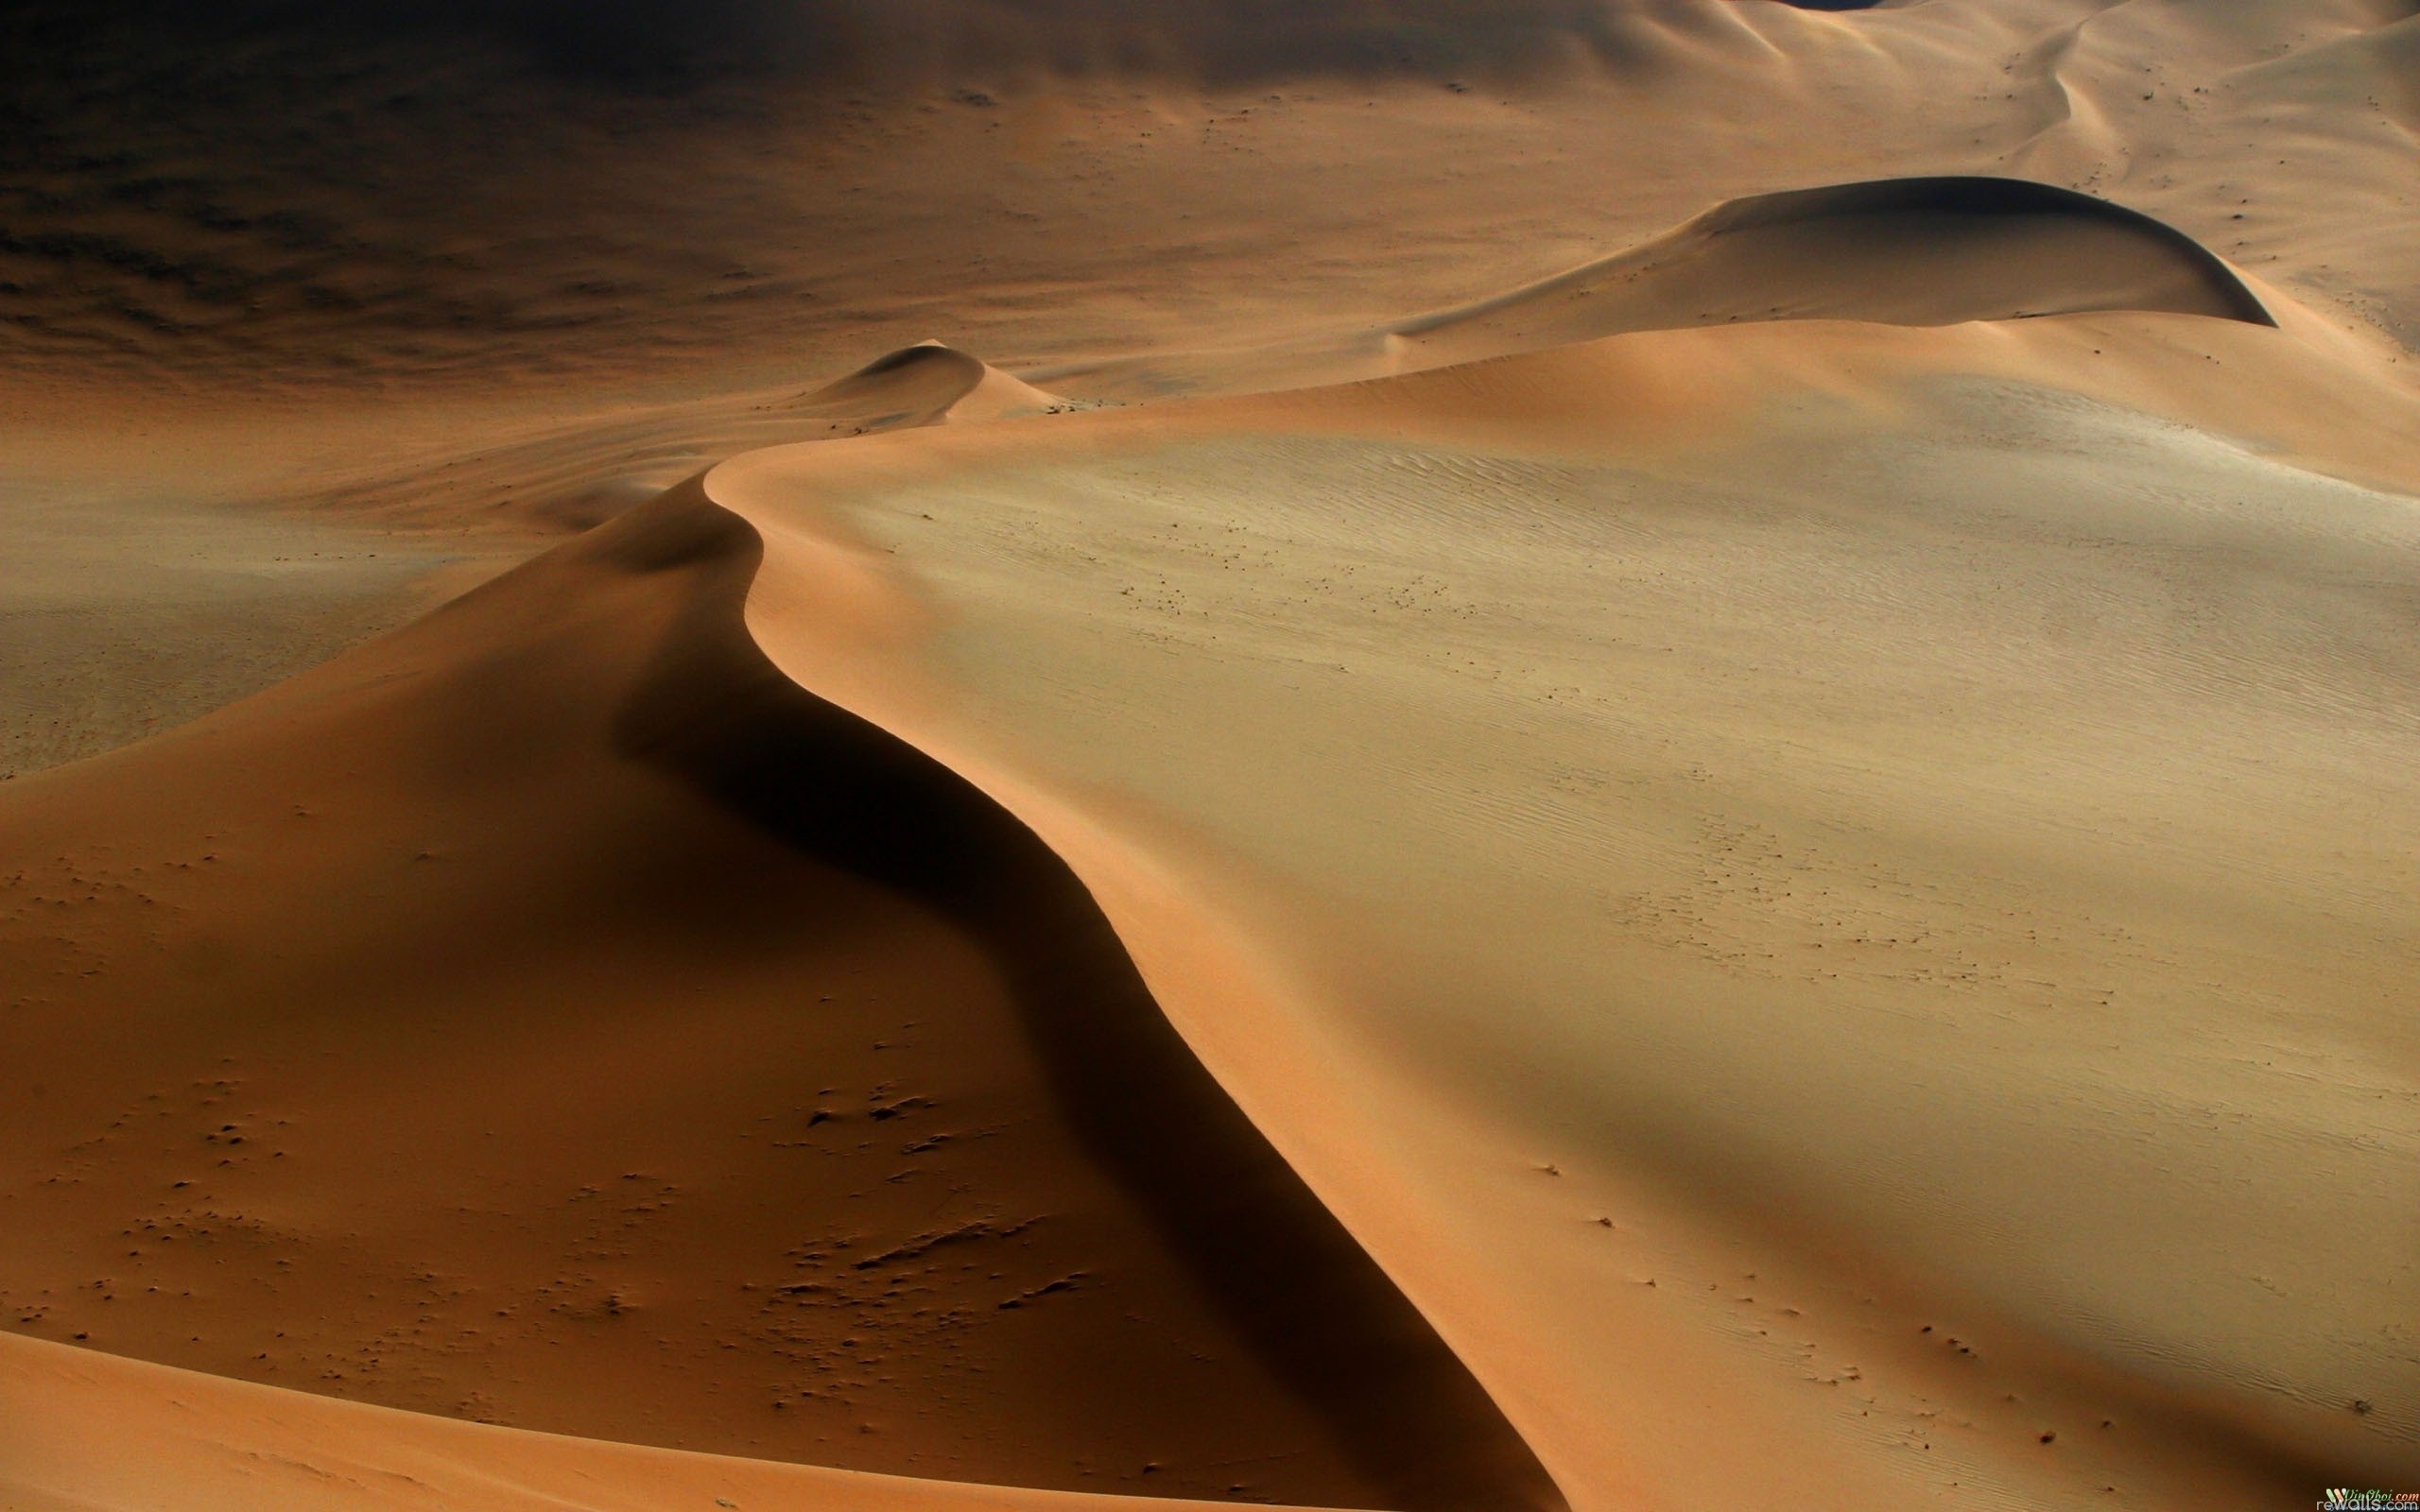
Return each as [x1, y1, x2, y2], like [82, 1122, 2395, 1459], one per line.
[710, 309, 2420, 1504]
[0, 455, 514, 783]
[0, 347, 1070, 785]
[5, 1, 2420, 1508]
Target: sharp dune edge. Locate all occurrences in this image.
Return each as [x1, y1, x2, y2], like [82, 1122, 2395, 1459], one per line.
[0, 459, 1555, 1510]
[7, 4, 2420, 1510]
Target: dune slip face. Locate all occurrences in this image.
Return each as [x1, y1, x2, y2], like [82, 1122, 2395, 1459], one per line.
[1391, 175, 2279, 370]
[0, 468, 1556, 1509]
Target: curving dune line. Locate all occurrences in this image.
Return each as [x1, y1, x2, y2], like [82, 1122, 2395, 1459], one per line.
[602, 481, 1565, 1512]
[0, 467, 1561, 1508]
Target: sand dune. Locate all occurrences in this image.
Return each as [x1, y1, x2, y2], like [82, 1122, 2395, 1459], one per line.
[7, 0, 2420, 1508]
[0, 480, 1552, 1508]
[446, 343, 1072, 538]
[785, 342, 1072, 433]
[0, 341, 1063, 790]
[8, 258, 2417, 1508]
[1392, 176, 2276, 369]
[708, 284, 2420, 1504]
[1060, 174, 2304, 397]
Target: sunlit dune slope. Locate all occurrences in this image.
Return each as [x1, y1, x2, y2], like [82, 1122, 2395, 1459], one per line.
[0, 480, 1556, 1510]
[710, 288, 2420, 1506]
[3, 0, 2418, 1498]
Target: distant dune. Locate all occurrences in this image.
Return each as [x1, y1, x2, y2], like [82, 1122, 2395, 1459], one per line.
[513, 343, 1068, 534]
[791, 342, 1072, 432]
[8, 0, 2415, 403]
[1394, 176, 2275, 369]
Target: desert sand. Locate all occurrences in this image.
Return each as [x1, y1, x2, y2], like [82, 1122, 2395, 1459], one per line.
[4, 2, 2417, 1510]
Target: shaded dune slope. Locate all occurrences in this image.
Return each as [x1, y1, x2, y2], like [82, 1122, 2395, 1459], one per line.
[0, 482, 1556, 1510]
[609, 484, 1560, 1512]
[1394, 176, 2274, 368]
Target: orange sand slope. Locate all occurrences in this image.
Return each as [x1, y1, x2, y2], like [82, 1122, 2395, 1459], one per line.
[0, 471, 1552, 1509]
[12, 0, 2417, 795]
[0, 339, 1061, 788]
[337, 341, 1080, 540]
[0, 1330, 1339, 1512]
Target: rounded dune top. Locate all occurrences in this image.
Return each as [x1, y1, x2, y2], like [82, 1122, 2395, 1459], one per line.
[786, 341, 1070, 434]
[1397, 175, 2274, 364]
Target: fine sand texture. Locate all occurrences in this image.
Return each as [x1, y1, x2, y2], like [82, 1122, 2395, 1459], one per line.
[6, 2, 2420, 1510]
[707, 236, 2420, 1506]
[0, 476, 453, 783]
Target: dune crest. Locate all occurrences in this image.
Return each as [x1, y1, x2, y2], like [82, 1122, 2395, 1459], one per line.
[0, 474, 1557, 1509]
